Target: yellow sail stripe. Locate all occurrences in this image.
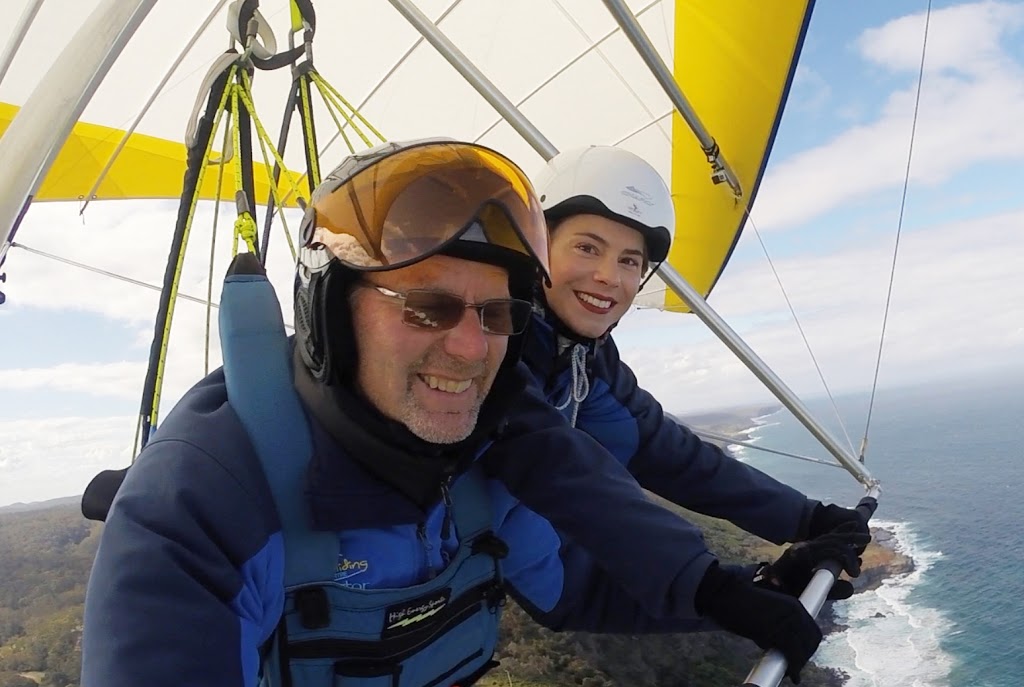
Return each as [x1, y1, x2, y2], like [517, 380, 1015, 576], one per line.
[666, 0, 815, 312]
[0, 101, 299, 206]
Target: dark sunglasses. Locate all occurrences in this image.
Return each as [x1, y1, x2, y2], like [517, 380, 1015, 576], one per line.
[358, 284, 533, 336]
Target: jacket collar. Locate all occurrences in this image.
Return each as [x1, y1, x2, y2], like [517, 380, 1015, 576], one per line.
[524, 302, 604, 384]
[292, 346, 525, 530]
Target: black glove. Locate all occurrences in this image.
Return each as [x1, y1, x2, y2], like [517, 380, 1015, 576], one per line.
[807, 503, 870, 553]
[756, 522, 872, 600]
[696, 563, 822, 684]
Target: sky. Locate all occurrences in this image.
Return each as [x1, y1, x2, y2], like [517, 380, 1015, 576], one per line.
[1, 1, 1023, 506]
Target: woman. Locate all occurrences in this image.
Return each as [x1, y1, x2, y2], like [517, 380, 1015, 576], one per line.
[525, 145, 866, 546]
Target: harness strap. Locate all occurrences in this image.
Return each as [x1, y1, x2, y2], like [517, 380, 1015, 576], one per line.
[220, 253, 336, 585]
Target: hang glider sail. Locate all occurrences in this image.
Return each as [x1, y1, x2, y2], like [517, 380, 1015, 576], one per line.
[2, 0, 811, 314]
[0, 101, 298, 205]
[667, 1, 814, 312]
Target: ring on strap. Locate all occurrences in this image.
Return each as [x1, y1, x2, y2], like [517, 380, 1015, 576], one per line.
[227, 0, 277, 61]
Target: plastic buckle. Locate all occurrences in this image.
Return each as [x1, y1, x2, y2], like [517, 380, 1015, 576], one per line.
[294, 586, 330, 629]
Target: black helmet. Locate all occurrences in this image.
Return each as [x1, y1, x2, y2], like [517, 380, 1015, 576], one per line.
[294, 138, 551, 385]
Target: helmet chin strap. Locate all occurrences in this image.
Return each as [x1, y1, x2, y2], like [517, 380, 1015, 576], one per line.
[638, 259, 664, 291]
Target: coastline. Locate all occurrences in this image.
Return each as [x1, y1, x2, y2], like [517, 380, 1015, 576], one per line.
[678, 403, 783, 460]
[677, 405, 924, 685]
[817, 524, 915, 637]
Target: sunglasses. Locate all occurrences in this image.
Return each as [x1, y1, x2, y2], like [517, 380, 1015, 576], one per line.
[358, 284, 532, 336]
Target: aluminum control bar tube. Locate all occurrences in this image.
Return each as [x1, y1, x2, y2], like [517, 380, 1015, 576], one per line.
[743, 488, 880, 687]
[385, 0, 558, 161]
[601, 0, 742, 196]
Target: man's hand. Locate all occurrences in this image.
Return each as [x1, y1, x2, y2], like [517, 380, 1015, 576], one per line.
[756, 522, 871, 600]
[696, 563, 822, 684]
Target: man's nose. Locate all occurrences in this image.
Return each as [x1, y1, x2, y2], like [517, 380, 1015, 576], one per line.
[442, 308, 489, 362]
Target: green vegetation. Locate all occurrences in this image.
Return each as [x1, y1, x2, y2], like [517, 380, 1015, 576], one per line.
[480, 504, 845, 687]
[0, 505, 101, 687]
[0, 502, 845, 687]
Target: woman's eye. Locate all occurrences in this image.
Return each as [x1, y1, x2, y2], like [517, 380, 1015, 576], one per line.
[575, 242, 598, 255]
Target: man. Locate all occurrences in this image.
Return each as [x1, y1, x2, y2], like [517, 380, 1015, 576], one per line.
[81, 139, 863, 687]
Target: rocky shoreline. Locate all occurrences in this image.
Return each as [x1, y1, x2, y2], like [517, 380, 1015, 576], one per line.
[680, 405, 920, 683]
[817, 524, 916, 637]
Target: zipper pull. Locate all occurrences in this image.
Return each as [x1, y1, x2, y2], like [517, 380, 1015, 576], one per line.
[417, 522, 436, 579]
[440, 476, 454, 541]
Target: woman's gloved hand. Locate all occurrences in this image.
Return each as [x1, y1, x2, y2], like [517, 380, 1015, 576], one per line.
[696, 563, 823, 684]
[757, 522, 872, 600]
[807, 503, 870, 551]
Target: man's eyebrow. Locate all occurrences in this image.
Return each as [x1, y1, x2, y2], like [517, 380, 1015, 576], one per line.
[572, 231, 645, 256]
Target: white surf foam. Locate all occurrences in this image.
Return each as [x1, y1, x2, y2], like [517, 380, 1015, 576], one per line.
[815, 520, 956, 687]
[727, 411, 781, 461]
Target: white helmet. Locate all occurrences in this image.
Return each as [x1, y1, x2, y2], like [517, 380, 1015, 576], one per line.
[534, 146, 674, 263]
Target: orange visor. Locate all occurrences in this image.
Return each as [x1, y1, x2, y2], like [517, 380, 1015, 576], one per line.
[305, 141, 550, 282]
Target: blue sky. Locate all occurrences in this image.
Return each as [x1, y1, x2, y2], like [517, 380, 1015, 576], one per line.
[1, 0, 1023, 505]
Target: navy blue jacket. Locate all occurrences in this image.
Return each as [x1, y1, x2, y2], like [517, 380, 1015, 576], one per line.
[521, 311, 818, 544]
[82, 367, 728, 687]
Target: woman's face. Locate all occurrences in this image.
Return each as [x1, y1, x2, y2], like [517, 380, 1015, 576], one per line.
[543, 213, 646, 339]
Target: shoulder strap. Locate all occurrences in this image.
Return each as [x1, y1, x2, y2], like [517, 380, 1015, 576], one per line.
[219, 253, 335, 586]
[449, 463, 493, 542]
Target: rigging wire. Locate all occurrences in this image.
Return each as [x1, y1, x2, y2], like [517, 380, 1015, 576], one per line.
[5, 240, 300, 330]
[614, 109, 672, 146]
[634, 3, 936, 466]
[204, 122, 232, 375]
[79, 0, 230, 216]
[862, 0, 933, 457]
[313, 0, 465, 162]
[474, 0, 666, 145]
[690, 428, 843, 468]
[632, 205, 860, 458]
[743, 213, 858, 456]
[549, 0, 668, 141]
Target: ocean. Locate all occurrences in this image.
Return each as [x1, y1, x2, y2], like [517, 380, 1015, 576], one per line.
[730, 373, 1024, 687]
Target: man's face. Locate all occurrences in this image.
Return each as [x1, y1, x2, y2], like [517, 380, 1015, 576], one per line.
[349, 254, 511, 444]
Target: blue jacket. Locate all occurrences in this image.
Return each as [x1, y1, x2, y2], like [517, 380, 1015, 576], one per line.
[521, 311, 818, 545]
[81, 367, 724, 687]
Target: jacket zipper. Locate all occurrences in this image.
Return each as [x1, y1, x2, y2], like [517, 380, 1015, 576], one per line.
[416, 522, 436, 579]
[439, 473, 454, 541]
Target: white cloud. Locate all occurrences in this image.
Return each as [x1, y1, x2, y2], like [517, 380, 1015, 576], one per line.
[790, 65, 832, 113]
[617, 207, 1024, 414]
[754, 1, 1024, 232]
[0, 416, 134, 506]
[6, 201, 299, 324]
[0, 361, 145, 399]
[859, 1, 1024, 76]
[4, 199, 299, 413]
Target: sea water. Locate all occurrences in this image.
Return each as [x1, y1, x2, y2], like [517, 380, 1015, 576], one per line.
[730, 373, 1024, 686]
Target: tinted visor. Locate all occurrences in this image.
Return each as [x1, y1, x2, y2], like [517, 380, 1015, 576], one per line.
[308, 142, 550, 281]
